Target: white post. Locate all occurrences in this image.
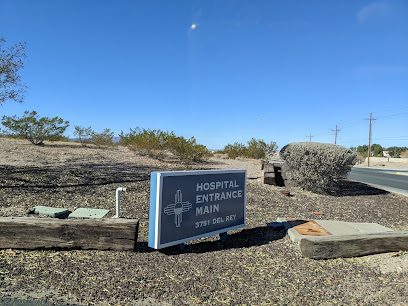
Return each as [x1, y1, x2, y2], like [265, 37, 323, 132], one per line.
[114, 187, 126, 218]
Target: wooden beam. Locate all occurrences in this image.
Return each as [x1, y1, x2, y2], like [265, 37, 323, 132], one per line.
[0, 217, 139, 251]
[264, 171, 276, 185]
[300, 232, 408, 259]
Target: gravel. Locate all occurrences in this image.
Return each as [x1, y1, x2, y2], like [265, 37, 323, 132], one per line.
[0, 138, 407, 305]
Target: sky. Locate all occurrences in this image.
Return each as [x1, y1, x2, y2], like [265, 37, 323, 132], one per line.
[1, 0, 407, 150]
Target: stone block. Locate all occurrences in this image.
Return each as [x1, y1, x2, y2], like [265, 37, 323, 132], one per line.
[33, 206, 71, 219]
[68, 208, 110, 219]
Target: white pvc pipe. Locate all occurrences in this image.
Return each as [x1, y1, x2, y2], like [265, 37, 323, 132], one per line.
[114, 187, 126, 218]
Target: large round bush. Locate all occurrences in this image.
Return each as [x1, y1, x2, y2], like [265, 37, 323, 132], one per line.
[280, 142, 357, 194]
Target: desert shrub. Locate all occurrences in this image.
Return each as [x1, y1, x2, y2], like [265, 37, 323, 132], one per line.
[1, 133, 24, 140]
[167, 135, 209, 166]
[213, 153, 229, 159]
[222, 138, 278, 159]
[120, 127, 169, 157]
[1, 110, 69, 145]
[47, 134, 69, 142]
[90, 128, 114, 146]
[120, 127, 210, 165]
[280, 142, 357, 194]
[400, 150, 408, 158]
[74, 125, 94, 145]
[246, 138, 277, 159]
[222, 142, 247, 159]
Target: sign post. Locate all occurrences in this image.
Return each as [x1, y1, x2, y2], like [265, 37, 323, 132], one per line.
[148, 170, 246, 249]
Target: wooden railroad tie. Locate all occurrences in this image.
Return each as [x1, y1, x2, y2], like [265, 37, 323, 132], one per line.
[0, 217, 139, 251]
[300, 232, 408, 259]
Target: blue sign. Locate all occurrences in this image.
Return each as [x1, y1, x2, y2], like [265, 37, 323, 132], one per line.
[148, 170, 246, 249]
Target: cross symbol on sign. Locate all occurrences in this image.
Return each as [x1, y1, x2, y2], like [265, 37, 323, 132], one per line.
[163, 190, 192, 227]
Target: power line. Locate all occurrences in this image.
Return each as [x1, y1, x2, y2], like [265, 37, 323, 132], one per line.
[376, 112, 408, 119]
[371, 106, 408, 115]
[374, 135, 408, 138]
[307, 120, 364, 140]
[257, 107, 407, 148]
[318, 108, 408, 134]
[373, 136, 408, 141]
[340, 120, 366, 129]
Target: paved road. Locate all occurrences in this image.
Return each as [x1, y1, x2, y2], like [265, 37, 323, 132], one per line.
[347, 167, 408, 196]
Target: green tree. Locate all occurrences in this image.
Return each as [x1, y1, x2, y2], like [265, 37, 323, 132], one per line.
[1, 111, 69, 145]
[0, 37, 27, 104]
[357, 145, 368, 157]
[74, 125, 94, 145]
[371, 144, 383, 157]
[387, 146, 408, 158]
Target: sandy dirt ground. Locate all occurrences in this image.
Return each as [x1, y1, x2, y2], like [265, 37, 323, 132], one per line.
[0, 138, 407, 305]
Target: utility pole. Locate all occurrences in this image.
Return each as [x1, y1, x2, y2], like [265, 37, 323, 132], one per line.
[307, 133, 314, 143]
[365, 113, 377, 167]
[332, 125, 341, 145]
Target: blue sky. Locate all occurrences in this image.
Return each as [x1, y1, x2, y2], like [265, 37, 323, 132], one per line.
[1, 0, 407, 150]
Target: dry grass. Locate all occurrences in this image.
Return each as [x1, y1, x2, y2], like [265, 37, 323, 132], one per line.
[400, 150, 408, 159]
[0, 138, 407, 305]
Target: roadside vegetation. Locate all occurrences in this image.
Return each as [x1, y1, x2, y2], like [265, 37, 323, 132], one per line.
[387, 146, 408, 158]
[351, 144, 408, 159]
[0, 111, 212, 166]
[280, 142, 357, 194]
[1, 109, 407, 175]
[1, 111, 69, 145]
[0, 111, 282, 167]
[119, 127, 211, 166]
[220, 138, 278, 159]
[90, 128, 115, 147]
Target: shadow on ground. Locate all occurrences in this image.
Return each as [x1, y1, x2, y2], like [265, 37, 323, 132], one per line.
[136, 226, 286, 255]
[0, 164, 152, 189]
[326, 180, 389, 197]
[0, 297, 66, 306]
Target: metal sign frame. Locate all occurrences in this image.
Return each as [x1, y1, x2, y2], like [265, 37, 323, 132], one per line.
[148, 169, 246, 249]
